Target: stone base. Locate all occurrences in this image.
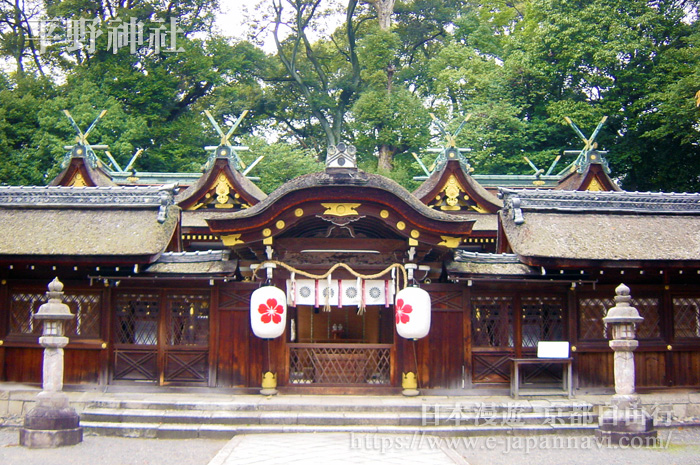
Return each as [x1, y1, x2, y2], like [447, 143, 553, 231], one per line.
[402, 389, 419, 397]
[19, 427, 83, 449]
[610, 394, 642, 410]
[20, 391, 83, 448]
[260, 388, 278, 396]
[595, 429, 658, 445]
[595, 406, 657, 445]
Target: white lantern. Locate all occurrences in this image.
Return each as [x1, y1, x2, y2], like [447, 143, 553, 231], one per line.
[250, 286, 287, 339]
[395, 287, 431, 339]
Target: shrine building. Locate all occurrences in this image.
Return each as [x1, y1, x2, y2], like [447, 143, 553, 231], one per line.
[0, 123, 699, 395]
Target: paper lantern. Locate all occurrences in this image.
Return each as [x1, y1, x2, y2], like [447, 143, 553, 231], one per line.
[395, 287, 431, 339]
[250, 286, 287, 339]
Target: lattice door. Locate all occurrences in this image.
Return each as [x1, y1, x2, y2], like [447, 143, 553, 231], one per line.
[9, 291, 101, 338]
[673, 297, 700, 338]
[579, 295, 661, 340]
[471, 296, 514, 383]
[472, 296, 513, 348]
[289, 346, 391, 385]
[112, 291, 210, 385]
[113, 293, 159, 382]
[164, 293, 209, 383]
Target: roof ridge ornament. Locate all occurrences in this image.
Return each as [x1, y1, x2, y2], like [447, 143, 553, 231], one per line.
[422, 114, 473, 176]
[326, 142, 358, 171]
[499, 188, 700, 219]
[203, 110, 262, 173]
[560, 116, 611, 175]
[62, 109, 110, 169]
[0, 184, 177, 223]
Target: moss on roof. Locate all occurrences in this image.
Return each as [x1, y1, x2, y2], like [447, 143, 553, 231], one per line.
[501, 211, 700, 262]
[0, 206, 178, 257]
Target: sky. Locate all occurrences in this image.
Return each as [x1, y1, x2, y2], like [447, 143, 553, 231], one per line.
[216, 0, 345, 53]
[217, 0, 259, 41]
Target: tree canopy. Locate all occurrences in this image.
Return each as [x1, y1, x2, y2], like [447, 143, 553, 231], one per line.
[0, 0, 698, 192]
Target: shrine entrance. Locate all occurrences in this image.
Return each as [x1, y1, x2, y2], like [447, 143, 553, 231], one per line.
[111, 290, 211, 385]
[288, 305, 394, 386]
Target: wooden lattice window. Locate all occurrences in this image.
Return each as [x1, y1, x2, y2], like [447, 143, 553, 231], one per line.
[166, 293, 209, 346]
[578, 297, 609, 340]
[9, 293, 43, 336]
[8, 291, 101, 338]
[471, 296, 513, 347]
[673, 297, 700, 339]
[115, 293, 159, 345]
[634, 298, 661, 339]
[578, 295, 661, 340]
[521, 296, 564, 347]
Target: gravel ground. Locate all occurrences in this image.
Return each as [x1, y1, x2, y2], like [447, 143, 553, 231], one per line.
[0, 429, 228, 465]
[456, 428, 700, 465]
[1, 427, 699, 465]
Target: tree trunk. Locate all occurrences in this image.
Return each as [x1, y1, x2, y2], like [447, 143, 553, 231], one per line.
[365, 0, 395, 31]
[378, 145, 395, 171]
[378, 63, 396, 171]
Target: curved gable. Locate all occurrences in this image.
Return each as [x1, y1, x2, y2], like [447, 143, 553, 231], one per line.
[413, 159, 502, 214]
[50, 156, 116, 187]
[177, 157, 266, 211]
[556, 162, 621, 191]
[206, 171, 475, 251]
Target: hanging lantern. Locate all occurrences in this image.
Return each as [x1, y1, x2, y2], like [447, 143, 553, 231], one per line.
[250, 285, 287, 339]
[395, 286, 431, 339]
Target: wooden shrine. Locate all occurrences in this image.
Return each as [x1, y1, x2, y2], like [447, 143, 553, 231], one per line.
[0, 113, 699, 394]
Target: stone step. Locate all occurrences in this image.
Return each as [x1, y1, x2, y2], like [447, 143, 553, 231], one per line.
[81, 407, 597, 428]
[81, 420, 599, 440]
[80, 397, 598, 438]
[87, 399, 595, 414]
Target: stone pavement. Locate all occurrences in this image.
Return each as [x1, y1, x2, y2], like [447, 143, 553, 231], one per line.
[2, 383, 700, 465]
[208, 432, 467, 465]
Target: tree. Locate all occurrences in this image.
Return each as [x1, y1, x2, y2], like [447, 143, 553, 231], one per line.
[0, 0, 267, 183]
[0, 0, 46, 76]
[268, 0, 361, 148]
[503, 0, 700, 191]
[241, 135, 325, 193]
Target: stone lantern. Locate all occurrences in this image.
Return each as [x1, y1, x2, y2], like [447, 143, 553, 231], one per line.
[20, 278, 83, 448]
[595, 283, 656, 444]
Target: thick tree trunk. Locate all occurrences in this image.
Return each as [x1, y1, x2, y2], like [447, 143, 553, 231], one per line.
[365, 0, 395, 31]
[378, 64, 396, 170]
[378, 145, 395, 171]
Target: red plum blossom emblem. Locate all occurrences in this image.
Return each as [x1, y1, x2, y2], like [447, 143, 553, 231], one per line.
[395, 298, 412, 325]
[258, 298, 284, 324]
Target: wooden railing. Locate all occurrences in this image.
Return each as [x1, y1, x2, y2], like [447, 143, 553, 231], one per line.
[288, 343, 392, 385]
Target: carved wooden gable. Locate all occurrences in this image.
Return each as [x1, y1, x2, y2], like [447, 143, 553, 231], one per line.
[177, 157, 266, 211]
[414, 159, 501, 214]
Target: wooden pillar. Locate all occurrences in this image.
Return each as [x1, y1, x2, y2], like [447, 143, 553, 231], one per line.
[208, 282, 220, 388]
[98, 287, 111, 386]
[462, 286, 472, 389]
[513, 295, 522, 358]
[0, 278, 7, 381]
[662, 271, 674, 386]
[567, 284, 579, 390]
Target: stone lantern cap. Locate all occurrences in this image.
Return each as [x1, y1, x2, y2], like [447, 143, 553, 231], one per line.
[33, 278, 74, 321]
[603, 283, 643, 326]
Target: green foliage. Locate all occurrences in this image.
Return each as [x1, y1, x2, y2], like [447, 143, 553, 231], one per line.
[0, 0, 698, 194]
[240, 136, 325, 194]
[360, 151, 422, 191]
[351, 87, 430, 162]
[504, 0, 700, 191]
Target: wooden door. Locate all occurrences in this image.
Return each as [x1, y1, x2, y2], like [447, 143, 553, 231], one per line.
[470, 295, 514, 384]
[415, 285, 465, 389]
[112, 290, 210, 385]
